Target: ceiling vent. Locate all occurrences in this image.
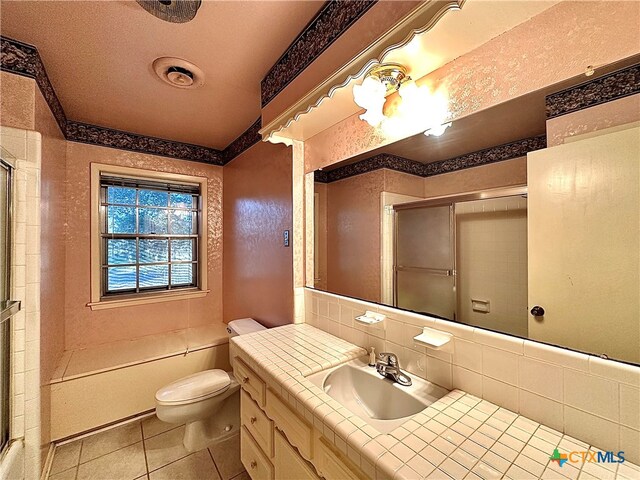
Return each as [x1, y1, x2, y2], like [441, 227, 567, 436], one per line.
[152, 57, 205, 89]
[136, 0, 201, 24]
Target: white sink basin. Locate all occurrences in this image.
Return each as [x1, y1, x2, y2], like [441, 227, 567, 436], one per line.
[307, 357, 449, 433]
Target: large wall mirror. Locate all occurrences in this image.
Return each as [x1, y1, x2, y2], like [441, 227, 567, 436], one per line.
[310, 60, 639, 365]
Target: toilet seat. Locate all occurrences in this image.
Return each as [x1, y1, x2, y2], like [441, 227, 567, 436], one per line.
[155, 369, 231, 406]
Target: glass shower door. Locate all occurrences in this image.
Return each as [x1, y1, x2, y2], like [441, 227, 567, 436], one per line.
[0, 159, 18, 452]
[394, 204, 455, 320]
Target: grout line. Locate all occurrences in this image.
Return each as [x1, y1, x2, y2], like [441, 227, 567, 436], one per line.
[207, 446, 224, 480]
[141, 422, 150, 477]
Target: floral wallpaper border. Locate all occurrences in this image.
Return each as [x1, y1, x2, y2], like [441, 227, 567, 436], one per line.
[260, 0, 377, 107]
[314, 135, 547, 183]
[222, 118, 262, 164]
[545, 63, 640, 119]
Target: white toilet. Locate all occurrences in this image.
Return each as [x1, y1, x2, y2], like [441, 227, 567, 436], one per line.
[155, 318, 266, 452]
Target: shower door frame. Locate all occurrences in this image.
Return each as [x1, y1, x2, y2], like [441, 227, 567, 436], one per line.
[392, 185, 527, 320]
[0, 156, 19, 454]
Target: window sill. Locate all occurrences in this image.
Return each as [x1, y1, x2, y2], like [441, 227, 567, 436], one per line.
[87, 289, 210, 311]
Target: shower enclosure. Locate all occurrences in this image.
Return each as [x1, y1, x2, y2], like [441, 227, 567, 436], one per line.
[0, 157, 19, 452]
[393, 188, 528, 337]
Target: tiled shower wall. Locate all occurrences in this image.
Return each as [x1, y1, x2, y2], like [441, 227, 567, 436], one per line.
[304, 288, 640, 464]
[0, 126, 42, 479]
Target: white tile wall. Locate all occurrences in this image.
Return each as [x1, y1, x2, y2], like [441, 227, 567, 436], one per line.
[305, 288, 640, 464]
[0, 126, 42, 479]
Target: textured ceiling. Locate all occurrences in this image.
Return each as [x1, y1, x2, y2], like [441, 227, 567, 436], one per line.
[0, 0, 323, 149]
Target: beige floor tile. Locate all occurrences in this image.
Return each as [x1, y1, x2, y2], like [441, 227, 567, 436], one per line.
[142, 415, 178, 439]
[80, 421, 143, 464]
[51, 441, 82, 475]
[76, 442, 146, 480]
[149, 450, 220, 480]
[145, 426, 189, 472]
[208, 434, 243, 480]
[49, 466, 77, 480]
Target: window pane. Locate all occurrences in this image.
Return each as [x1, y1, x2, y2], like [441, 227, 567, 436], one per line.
[139, 190, 168, 207]
[139, 265, 169, 288]
[171, 264, 194, 285]
[139, 208, 168, 234]
[170, 193, 194, 209]
[107, 186, 136, 205]
[139, 239, 168, 263]
[107, 206, 136, 234]
[107, 266, 137, 291]
[169, 210, 193, 235]
[107, 239, 136, 265]
[171, 239, 194, 261]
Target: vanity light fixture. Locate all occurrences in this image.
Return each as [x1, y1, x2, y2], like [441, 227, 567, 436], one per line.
[353, 63, 409, 127]
[353, 63, 452, 136]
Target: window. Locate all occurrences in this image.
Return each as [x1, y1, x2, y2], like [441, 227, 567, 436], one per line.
[90, 164, 208, 309]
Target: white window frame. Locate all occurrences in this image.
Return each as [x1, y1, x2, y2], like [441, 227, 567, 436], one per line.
[88, 163, 209, 310]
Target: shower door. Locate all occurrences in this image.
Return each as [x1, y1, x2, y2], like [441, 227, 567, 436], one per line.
[0, 158, 19, 452]
[394, 204, 455, 320]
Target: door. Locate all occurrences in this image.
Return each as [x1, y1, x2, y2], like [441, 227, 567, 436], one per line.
[527, 125, 639, 363]
[0, 159, 18, 452]
[394, 204, 455, 319]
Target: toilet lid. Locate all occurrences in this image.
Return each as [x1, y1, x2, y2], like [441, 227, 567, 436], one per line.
[155, 369, 231, 404]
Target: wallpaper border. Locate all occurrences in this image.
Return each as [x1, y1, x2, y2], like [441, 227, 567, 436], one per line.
[545, 63, 640, 119]
[315, 135, 547, 183]
[260, 0, 377, 107]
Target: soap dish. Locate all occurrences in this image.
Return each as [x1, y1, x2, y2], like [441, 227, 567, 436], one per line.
[413, 326, 452, 349]
[354, 310, 385, 325]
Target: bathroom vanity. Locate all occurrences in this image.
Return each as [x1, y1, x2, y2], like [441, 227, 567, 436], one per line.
[231, 324, 639, 480]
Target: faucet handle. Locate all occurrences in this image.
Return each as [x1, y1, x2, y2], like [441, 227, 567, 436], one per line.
[378, 352, 399, 366]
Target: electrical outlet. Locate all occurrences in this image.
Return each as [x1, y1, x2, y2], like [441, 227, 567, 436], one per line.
[283, 230, 290, 247]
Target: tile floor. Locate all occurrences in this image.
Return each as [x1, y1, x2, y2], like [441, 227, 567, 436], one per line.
[47, 415, 248, 480]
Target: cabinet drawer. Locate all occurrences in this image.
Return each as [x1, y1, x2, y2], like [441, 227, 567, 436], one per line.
[274, 429, 320, 480]
[241, 389, 273, 457]
[241, 426, 273, 480]
[265, 388, 313, 460]
[234, 357, 266, 407]
[315, 436, 363, 480]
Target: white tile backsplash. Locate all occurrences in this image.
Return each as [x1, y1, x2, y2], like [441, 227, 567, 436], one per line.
[518, 356, 563, 402]
[304, 288, 640, 463]
[564, 370, 619, 422]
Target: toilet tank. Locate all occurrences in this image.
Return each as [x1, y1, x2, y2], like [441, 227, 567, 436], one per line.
[226, 318, 266, 337]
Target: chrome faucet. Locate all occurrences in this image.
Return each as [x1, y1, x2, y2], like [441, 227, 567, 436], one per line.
[375, 352, 412, 386]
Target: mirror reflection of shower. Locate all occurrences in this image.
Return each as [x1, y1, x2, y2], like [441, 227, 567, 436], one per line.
[392, 191, 528, 337]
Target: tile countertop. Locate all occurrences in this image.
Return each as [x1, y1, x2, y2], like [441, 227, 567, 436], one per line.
[230, 324, 639, 480]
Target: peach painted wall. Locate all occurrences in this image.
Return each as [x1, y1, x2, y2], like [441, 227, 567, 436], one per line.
[423, 157, 527, 198]
[34, 88, 67, 450]
[0, 70, 67, 453]
[314, 182, 328, 291]
[547, 94, 640, 146]
[222, 140, 293, 327]
[325, 168, 423, 303]
[64, 142, 223, 349]
[0, 71, 35, 130]
[304, 1, 640, 172]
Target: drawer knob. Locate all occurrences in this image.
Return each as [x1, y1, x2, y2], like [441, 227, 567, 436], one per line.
[242, 377, 250, 384]
[250, 416, 257, 424]
[250, 460, 257, 469]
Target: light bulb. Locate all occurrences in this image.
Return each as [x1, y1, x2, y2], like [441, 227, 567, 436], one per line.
[353, 76, 386, 109]
[353, 75, 387, 127]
